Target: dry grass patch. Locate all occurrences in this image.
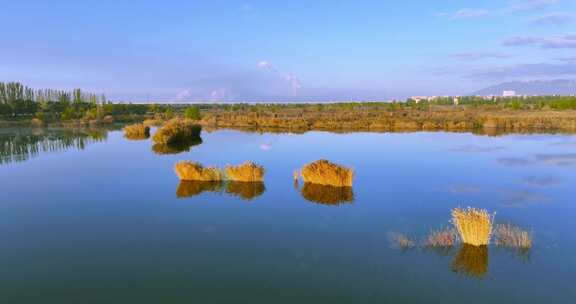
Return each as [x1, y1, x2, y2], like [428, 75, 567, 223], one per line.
[143, 118, 164, 127]
[301, 159, 354, 187]
[225, 162, 265, 182]
[174, 161, 223, 181]
[423, 227, 459, 248]
[388, 232, 416, 250]
[153, 118, 201, 145]
[123, 123, 150, 140]
[451, 207, 494, 247]
[494, 223, 532, 250]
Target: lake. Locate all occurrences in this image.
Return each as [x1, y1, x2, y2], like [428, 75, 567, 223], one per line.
[1, 126, 575, 303]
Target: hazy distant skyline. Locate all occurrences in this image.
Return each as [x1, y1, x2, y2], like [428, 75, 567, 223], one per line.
[1, 0, 575, 101]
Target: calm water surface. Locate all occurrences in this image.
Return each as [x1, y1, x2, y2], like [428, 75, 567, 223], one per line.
[1, 127, 575, 303]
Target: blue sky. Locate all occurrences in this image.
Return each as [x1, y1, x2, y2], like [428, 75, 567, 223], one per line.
[0, 0, 575, 101]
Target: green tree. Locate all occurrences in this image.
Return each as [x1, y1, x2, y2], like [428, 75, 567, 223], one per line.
[184, 106, 201, 120]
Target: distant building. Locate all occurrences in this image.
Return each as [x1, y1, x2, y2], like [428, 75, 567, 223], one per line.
[503, 90, 516, 97]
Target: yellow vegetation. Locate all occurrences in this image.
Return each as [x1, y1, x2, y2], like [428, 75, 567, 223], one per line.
[176, 181, 224, 198]
[143, 118, 164, 127]
[174, 161, 223, 181]
[301, 159, 354, 187]
[494, 223, 532, 249]
[451, 207, 494, 246]
[388, 232, 416, 250]
[123, 123, 150, 140]
[301, 183, 354, 205]
[226, 181, 266, 201]
[452, 245, 489, 279]
[153, 118, 201, 145]
[225, 162, 265, 182]
[423, 227, 459, 248]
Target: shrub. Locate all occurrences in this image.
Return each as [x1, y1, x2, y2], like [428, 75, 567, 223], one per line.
[225, 181, 266, 201]
[143, 118, 164, 127]
[301, 183, 354, 205]
[153, 118, 201, 145]
[300, 159, 354, 187]
[174, 161, 223, 181]
[494, 223, 532, 250]
[225, 161, 265, 182]
[123, 123, 150, 140]
[30, 118, 43, 127]
[102, 115, 114, 124]
[451, 207, 494, 246]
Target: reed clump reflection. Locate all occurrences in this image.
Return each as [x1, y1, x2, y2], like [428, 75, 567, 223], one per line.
[300, 183, 354, 205]
[225, 162, 265, 182]
[153, 118, 202, 145]
[451, 244, 489, 279]
[123, 123, 150, 140]
[152, 136, 202, 155]
[300, 159, 354, 187]
[176, 181, 224, 198]
[451, 207, 494, 246]
[226, 181, 266, 201]
[175, 161, 223, 181]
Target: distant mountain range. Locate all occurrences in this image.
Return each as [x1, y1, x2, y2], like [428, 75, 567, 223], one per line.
[472, 79, 576, 96]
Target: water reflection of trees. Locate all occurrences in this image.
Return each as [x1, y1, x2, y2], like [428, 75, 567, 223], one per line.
[176, 180, 265, 201]
[300, 183, 354, 205]
[152, 137, 203, 155]
[0, 127, 109, 164]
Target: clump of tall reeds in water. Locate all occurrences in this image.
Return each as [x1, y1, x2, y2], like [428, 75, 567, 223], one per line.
[225, 162, 265, 182]
[174, 161, 223, 181]
[153, 118, 201, 145]
[451, 207, 494, 246]
[123, 123, 150, 140]
[301, 159, 354, 187]
[494, 223, 532, 250]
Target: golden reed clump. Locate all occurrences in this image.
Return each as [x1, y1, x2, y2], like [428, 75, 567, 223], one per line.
[153, 118, 201, 145]
[451, 207, 494, 247]
[225, 162, 265, 182]
[174, 161, 223, 181]
[123, 123, 150, 140]
[300, 159, 354, 187]
[494, 223, 532, 249]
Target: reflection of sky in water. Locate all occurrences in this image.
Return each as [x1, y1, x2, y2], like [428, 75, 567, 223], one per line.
[0, 129, 575, 302]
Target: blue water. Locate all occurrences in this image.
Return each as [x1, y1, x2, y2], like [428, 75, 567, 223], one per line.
[0, 127, 575, 303]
